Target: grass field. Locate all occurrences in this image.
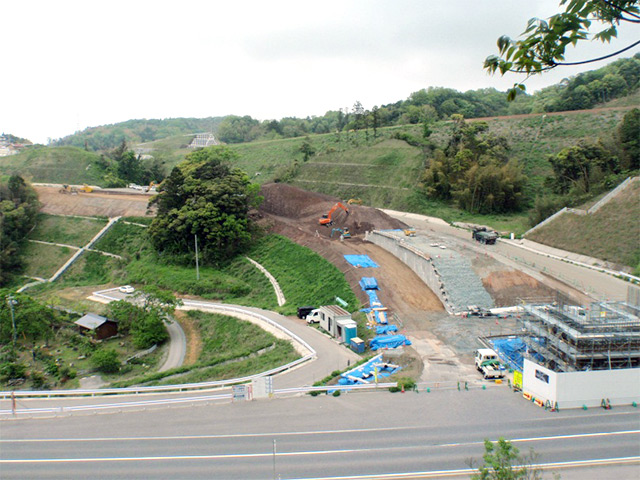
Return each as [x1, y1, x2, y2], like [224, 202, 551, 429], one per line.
[3, 146, 107, 185]
[22, 242, 76, 279]
[29, 213, 108, 246]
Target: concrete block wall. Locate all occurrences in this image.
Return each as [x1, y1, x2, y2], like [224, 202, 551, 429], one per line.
[365, 231, 454, 314]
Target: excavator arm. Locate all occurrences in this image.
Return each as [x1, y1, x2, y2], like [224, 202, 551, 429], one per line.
[319, 202, 349, 226]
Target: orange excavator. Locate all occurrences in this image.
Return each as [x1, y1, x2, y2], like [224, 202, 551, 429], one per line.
[319, 202, 349, 226]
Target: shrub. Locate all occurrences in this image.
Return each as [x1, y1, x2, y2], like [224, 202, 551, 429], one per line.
[0, 362, 27, 381]
[92, 349, 120, 373]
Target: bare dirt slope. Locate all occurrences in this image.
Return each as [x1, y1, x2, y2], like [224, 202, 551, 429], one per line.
[258, 183, 445, 317]
[35, 186, 154, 217]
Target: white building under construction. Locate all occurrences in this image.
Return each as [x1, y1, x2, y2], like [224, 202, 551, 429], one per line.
[515, 291, 640, 408]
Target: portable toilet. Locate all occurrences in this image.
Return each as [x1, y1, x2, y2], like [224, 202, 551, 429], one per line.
[337, 318, 357, 344]
[350, 337, 365, 353]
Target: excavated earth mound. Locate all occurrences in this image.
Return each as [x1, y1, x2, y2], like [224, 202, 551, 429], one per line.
[259, 183, 407, 237]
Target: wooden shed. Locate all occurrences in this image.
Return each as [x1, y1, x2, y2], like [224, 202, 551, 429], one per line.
[75, 313, 118, 340]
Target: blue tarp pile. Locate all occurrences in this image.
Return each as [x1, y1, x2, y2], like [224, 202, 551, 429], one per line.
[359, 277, 378, 290]
[376, 325, 398, 334]
[344, 255, 379, 268]
[370, 334, 412, 351]
[489, 336, 546, 372]
[359, 275, 410, 348]
[337, 354, 402, 385]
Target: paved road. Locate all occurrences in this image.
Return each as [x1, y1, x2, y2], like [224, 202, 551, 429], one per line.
[384, 210, 631, 302]
[1, 388, 638, 479]
[158, 317, 186, 372]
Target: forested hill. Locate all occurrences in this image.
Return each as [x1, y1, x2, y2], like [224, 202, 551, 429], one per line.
[54, 54, 639, 151]
[55, 117, 225, 152]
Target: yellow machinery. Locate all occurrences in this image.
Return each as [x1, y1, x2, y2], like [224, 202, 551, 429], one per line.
[79, 184, 93, 193]
[347, 198, 363, 205]
[404, 229, 416, 237]
[59, 184, 78, 194]
[145, 181, 157, 192]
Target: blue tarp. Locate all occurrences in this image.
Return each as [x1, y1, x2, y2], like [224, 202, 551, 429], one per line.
[365, 289, 382, 307]
[369, 334, 412, 351]
[359, 277, 379, 290]
[376, 325, 398, 334]
[337, 354, 402, 385]
[489, 336, 546, 372]
[344, 255, 379, 268]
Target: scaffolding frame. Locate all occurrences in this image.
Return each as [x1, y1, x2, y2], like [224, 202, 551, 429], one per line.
[517, 292, 640, 372]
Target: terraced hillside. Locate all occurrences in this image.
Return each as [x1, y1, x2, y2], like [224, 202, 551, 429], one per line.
[527, 179, 640, 270]
[1, 146, 106, 185]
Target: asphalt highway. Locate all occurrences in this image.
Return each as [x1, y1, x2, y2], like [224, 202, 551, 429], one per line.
[2, 388, 638, 479]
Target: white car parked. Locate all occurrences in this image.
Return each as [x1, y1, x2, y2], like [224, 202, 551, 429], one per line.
[119, 285, 135, 294]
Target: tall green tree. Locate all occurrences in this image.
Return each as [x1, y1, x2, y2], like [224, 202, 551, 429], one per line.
[485, 0, 640, 99]
[148, 146, 261, 265]
[471, 438, 542, 479]
[547, 140, 618, 193]
[0, 176, 40, 286]
[618, 107, 640, 170]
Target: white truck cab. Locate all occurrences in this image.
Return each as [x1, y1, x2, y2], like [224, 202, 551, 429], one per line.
[475, 348, 505, 379]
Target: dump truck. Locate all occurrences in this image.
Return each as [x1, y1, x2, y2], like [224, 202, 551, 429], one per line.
[472, 227, 498, 245]
[475, 348, 505, 379]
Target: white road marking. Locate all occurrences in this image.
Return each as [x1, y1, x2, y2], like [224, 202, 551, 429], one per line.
[2, 427, 638, 446]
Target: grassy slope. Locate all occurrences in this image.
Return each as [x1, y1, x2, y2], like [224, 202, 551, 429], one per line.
[30, 213, 108, 246]
[1, 146, 107, 185]
[527, 180, 640, 268]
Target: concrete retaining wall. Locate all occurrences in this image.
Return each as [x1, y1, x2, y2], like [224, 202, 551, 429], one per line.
[365, 230, 453, 313]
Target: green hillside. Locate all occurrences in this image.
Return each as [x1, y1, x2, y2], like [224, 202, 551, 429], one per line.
[1, 146, 108, 185]
[527, 180, 640, 270]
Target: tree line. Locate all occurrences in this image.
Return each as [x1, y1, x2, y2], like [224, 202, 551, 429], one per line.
[52, 56, 639, 151]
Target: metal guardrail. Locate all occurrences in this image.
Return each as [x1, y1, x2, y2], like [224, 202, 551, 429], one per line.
[0, 383, 400, 416]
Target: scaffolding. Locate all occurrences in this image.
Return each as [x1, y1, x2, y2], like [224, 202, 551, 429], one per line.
[518, 292, 640, 372]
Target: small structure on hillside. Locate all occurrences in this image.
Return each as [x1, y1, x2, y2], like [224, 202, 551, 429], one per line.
[75, 313, 118, 340]
[189, 133, 219, 149]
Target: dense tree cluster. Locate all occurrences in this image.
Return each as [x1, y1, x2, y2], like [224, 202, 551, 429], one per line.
[148, 146, 261, 265]
[422, 116, 525, 214]
[0, 292, 62, 345]
[100, 140, 166, 187]
[0, 176, 40, 286]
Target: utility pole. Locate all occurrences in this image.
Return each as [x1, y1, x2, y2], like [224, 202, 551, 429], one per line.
[194, 234, 200, 281]
[6, 296, 17, 350]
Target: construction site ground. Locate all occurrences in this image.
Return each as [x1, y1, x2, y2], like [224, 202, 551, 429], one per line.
[34, 183, 552, 383]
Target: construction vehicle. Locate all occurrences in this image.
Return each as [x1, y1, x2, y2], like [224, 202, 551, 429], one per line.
[472, 227, 498, 245]
[319, 202, 349, 226]
[145, 181, 157, 192]
[79, 184, 93, 193]
[331, 227, 351, 239]
[403, 229, 416, 237]
[347, 198, 363, 205]
[59, 184, 78, 194]
[475, 348, 506, 379]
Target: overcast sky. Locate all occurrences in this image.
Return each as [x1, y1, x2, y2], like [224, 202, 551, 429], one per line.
[2, 0, 639, 144]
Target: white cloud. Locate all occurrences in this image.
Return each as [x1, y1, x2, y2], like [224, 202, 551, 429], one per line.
[1, 0, 638, 144]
